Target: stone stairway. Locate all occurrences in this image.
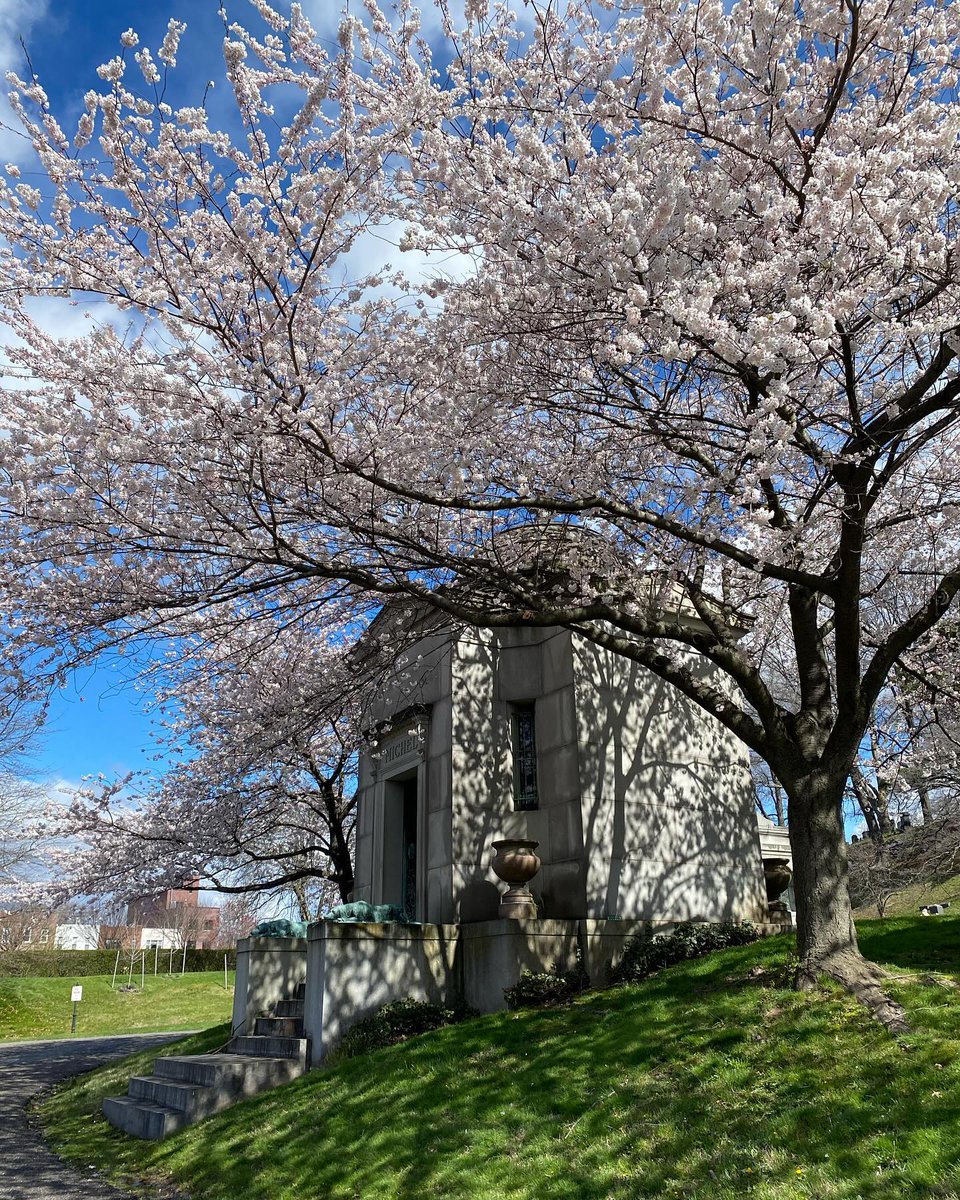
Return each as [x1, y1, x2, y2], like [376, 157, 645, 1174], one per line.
[103, 982, 309, 1140]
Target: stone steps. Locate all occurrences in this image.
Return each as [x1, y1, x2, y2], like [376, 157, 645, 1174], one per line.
[153, 1052, 268, 1087]
[226, 1034, 309, 1063]
[103, 989, 309, 1140]
[274, 998, 304, 1018]
[253, 1014, 304, 1038]
[102, 1094, 190, 1140]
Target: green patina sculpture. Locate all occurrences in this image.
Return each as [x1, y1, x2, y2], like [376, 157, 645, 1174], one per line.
[249, 903, 413, 938]
[327, 901, 412, 923]
[249, 918, 309, 938]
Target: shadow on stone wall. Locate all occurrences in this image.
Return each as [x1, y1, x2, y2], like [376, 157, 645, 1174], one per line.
[577, 641, 764, 923]
[356, 622, 766, 929]
[233, 938, 308, 1033]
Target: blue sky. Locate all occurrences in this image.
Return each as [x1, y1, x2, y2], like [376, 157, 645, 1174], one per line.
[0, 0, 388, 162]
[0, 0, 296, 790]
[0, 0, 473, 792]
[0, 1, 154, 788]
[40, 659, 159, 788]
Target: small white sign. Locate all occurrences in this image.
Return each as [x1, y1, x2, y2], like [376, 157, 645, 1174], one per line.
[70, 985, 83, 1003]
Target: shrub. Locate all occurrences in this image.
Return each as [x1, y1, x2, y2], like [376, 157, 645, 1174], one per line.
[610, 921, 760, 985]
[335, 998, 472, 1059]
[0, 948, 237, 978]
[504, 951, 589, 1010]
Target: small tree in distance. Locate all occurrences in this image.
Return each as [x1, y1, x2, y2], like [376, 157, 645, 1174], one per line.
[1, 0, 959, 1027]
[47, 623, 369, 914]
[43, 603, 437, 918]
[215, 894, 259, 948]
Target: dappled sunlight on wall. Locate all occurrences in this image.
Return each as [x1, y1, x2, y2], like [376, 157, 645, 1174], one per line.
[351, 618, 766, 927]
[575, 640, 765, 923]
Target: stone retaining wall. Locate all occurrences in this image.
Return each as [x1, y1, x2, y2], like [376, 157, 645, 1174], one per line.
[231, 937, 308, 1035]
[235, 918, 791, 1064]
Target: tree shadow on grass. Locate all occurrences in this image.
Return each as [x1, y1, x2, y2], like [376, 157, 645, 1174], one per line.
[110, 930, 960, 1200]
[856, 916, 960, 976]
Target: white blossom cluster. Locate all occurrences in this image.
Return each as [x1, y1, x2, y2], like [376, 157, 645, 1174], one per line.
[1, 0, 959, 977]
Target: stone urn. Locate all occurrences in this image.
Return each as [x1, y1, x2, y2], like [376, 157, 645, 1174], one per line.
[491, 839, 541, 920]
[763, 857, 792, 911]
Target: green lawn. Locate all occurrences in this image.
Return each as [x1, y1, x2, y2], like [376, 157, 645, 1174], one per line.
[39, 919, 960, 1200]
[0, 971, 235, 1041]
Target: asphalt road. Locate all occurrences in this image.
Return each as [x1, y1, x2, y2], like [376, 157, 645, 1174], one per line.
[0, 1033, 189, 1200]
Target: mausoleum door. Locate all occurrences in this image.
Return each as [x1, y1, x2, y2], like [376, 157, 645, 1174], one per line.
[376, 768, 423, 920]
[401, 777, 418, 918]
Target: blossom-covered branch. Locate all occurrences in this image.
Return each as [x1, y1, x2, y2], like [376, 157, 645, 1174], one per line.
[2, 0, 959, 1024]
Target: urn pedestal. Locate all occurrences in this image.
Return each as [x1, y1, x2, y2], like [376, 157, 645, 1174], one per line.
[491, 839, 541, 920]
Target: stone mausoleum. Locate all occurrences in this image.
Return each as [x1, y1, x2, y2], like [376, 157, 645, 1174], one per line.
[104, 605, 793, 1138]
[353, 620, 764, 927]
[230, 610, 781, 1067]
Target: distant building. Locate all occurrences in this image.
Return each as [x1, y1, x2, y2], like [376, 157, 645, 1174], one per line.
[0, 904, 58, 950]
[3, 889, 222, 952]
[125, 881, 221, 948]
[138, 927, 183, 950]
[54, 923, 99, 950]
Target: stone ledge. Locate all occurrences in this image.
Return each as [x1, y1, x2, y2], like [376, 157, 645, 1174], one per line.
[237, 936, 309, 952]
[306, 920, 460, 942]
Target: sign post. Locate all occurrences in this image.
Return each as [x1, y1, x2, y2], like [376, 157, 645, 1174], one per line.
[70, 985, 82, 1035]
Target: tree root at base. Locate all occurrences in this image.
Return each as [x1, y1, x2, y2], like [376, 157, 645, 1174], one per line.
[795, 950, 910, 1033]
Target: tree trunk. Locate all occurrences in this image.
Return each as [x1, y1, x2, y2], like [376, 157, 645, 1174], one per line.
[861, 803, 882, 844]
[333, 846, 354, 902]
[327, 815, 354, 902]
[772, 782, 786, 826]
[788, 773, 909, 1032]
[917, 786, 933, 825]
[289, 880, 311, 922]
[850, 766, 892, 843]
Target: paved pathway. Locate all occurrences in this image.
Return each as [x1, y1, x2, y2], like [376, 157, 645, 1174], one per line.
[0, 1033, 190, 1200]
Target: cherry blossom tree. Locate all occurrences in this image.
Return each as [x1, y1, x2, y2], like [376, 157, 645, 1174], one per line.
[843, 631, 960, 839]
[1, 0, 959, 1025]
[214, 893, 260, 946]
[0, 701, 47, 895]
[0, 787, 44, 894]
[46, 603, 435, 915]
[49, 623, 366, 912]
[887, 635, 960, 827]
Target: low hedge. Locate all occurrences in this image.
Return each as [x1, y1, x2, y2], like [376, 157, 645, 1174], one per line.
[0, 947, 237, 977]
[504, 951, 589, 1010]
[610, 920, 760, 985]
[334, 998, 473, 1060]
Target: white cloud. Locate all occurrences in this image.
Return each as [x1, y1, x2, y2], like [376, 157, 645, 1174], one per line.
[0, 294, 135, 394]
[0, 0, 50, 163]
[337, 216, 476, 304]
[300, 0, 535, 59]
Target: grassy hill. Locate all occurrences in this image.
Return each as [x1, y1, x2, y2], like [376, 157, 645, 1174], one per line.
[0, 971, 235, 1041]
[39, 919, 960, 1200]
[853, 869, 960, 919]
[849, 819, 960, 918]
